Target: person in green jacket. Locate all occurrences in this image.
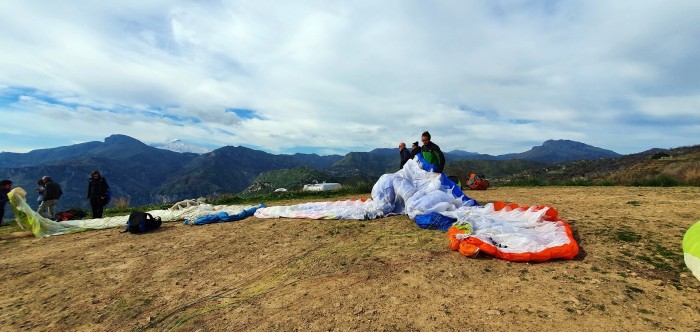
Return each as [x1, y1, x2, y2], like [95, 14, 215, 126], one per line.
[420, 131, 445, 173]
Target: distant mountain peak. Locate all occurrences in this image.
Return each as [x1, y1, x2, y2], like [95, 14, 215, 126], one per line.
[541, 139, 593, 148]
[152, 139, 211, 154]
[105, 134, 147, 146]
[513, 139, 621, 163]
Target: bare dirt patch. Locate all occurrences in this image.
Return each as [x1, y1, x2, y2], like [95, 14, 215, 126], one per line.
[1, 187, 699, 331]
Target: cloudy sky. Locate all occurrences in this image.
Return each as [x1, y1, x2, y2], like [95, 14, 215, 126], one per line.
[1, 1, 698, 156]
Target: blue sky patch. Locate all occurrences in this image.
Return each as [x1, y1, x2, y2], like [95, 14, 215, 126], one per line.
[509, 119, 536, 125]
[226, 108, 263, 120]
[458, 105, 490, 117]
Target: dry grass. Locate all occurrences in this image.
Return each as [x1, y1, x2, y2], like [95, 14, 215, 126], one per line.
[113, 196, 131, 209]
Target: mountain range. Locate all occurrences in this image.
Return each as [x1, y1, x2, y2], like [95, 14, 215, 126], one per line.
[0, 134, 626, 209]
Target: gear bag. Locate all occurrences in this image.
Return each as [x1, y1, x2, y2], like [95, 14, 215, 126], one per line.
[125, 211, 162, 234]
[468, 173, 490, 190]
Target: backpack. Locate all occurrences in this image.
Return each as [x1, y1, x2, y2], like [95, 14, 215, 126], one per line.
[125, 211, 162, 234]
[468, 173, 490, 190]
[55, 209, 88, 221]
[102, 189, 112, 207]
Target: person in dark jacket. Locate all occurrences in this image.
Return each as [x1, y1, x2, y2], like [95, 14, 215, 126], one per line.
[398, 142, 412, 168]
[420, 131, 446, 173]
[38, 176, 62, 219]
[1, 179, 12, 225]
[410, 141, 420, 158]
[87, 170, 110, 218]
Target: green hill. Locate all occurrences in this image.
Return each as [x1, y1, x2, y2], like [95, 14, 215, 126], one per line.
[241, 167, 331, 195]
[503, 145, 700, 186]
[443, 159, 550, 186]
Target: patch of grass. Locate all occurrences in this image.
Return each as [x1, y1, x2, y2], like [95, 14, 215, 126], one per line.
[500, 178, 619, 187]
[630, 177, 680, 187]
[104, 203, 173, 217]
[615, 229, 641, 242]
[499, 178, 549, 187]
[562, 178, 613, 186]
[636, 255, 673, 271]
[650, 243, 681, 260]
[640, 241, 684, 273]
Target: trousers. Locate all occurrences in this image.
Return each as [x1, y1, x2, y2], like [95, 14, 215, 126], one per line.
[38, 199, 59, 219]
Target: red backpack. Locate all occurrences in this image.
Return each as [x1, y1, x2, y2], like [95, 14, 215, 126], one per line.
[468, 173, 489, 190]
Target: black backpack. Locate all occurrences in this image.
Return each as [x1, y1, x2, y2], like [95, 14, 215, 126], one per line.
[125, 211, 162, 234]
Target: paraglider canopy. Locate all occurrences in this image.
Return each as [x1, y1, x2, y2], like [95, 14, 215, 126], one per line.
[683, 221, 700, 282]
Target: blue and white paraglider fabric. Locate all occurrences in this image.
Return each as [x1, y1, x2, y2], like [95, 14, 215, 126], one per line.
[254, 154, 478, 230]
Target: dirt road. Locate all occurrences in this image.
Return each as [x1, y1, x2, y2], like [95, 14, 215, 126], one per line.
[1, 187, 698, 331]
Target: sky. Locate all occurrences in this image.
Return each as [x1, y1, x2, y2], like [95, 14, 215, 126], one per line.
[1, 1, 699, 156]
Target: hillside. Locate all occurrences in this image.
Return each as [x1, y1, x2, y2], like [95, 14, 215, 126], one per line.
[443, 159, 550, 186]
[326, 151, 398, 178]
[240, 167, 331, 195]
[152, 147, 343, 202]
[504, 145, 700, 185]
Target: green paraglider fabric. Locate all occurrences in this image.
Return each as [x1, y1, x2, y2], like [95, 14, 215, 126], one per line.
[8, 188, 84, 237]
[683, 221, 700, 282]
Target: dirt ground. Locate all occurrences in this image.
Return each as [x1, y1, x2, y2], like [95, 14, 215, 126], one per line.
[0, 186, 699, 331]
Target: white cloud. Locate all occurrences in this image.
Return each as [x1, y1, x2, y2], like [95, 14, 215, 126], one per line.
[0, 0, 699, 155]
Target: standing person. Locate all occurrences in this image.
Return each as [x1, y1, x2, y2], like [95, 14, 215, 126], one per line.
[36, 179, 45, 207]
[420, 131, 446, 173]
[0, 180, 12, 225]
[410, 141, 420, 158]
[398, 142, 412, 168]
[37, 176, 62, 219]
[87, 170, 110, 218]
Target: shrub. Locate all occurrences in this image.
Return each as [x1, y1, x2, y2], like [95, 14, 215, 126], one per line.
[630, 177, 680, 187]
[499, 178, 549, 187]
[650, 152, 670, 160]
[113, 196, 130, 209]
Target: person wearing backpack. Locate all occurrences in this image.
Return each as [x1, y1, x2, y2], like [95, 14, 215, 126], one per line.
[420, 131, 446, 173]
[38, 176, 62, 219]
[87, 170, 110, 218]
